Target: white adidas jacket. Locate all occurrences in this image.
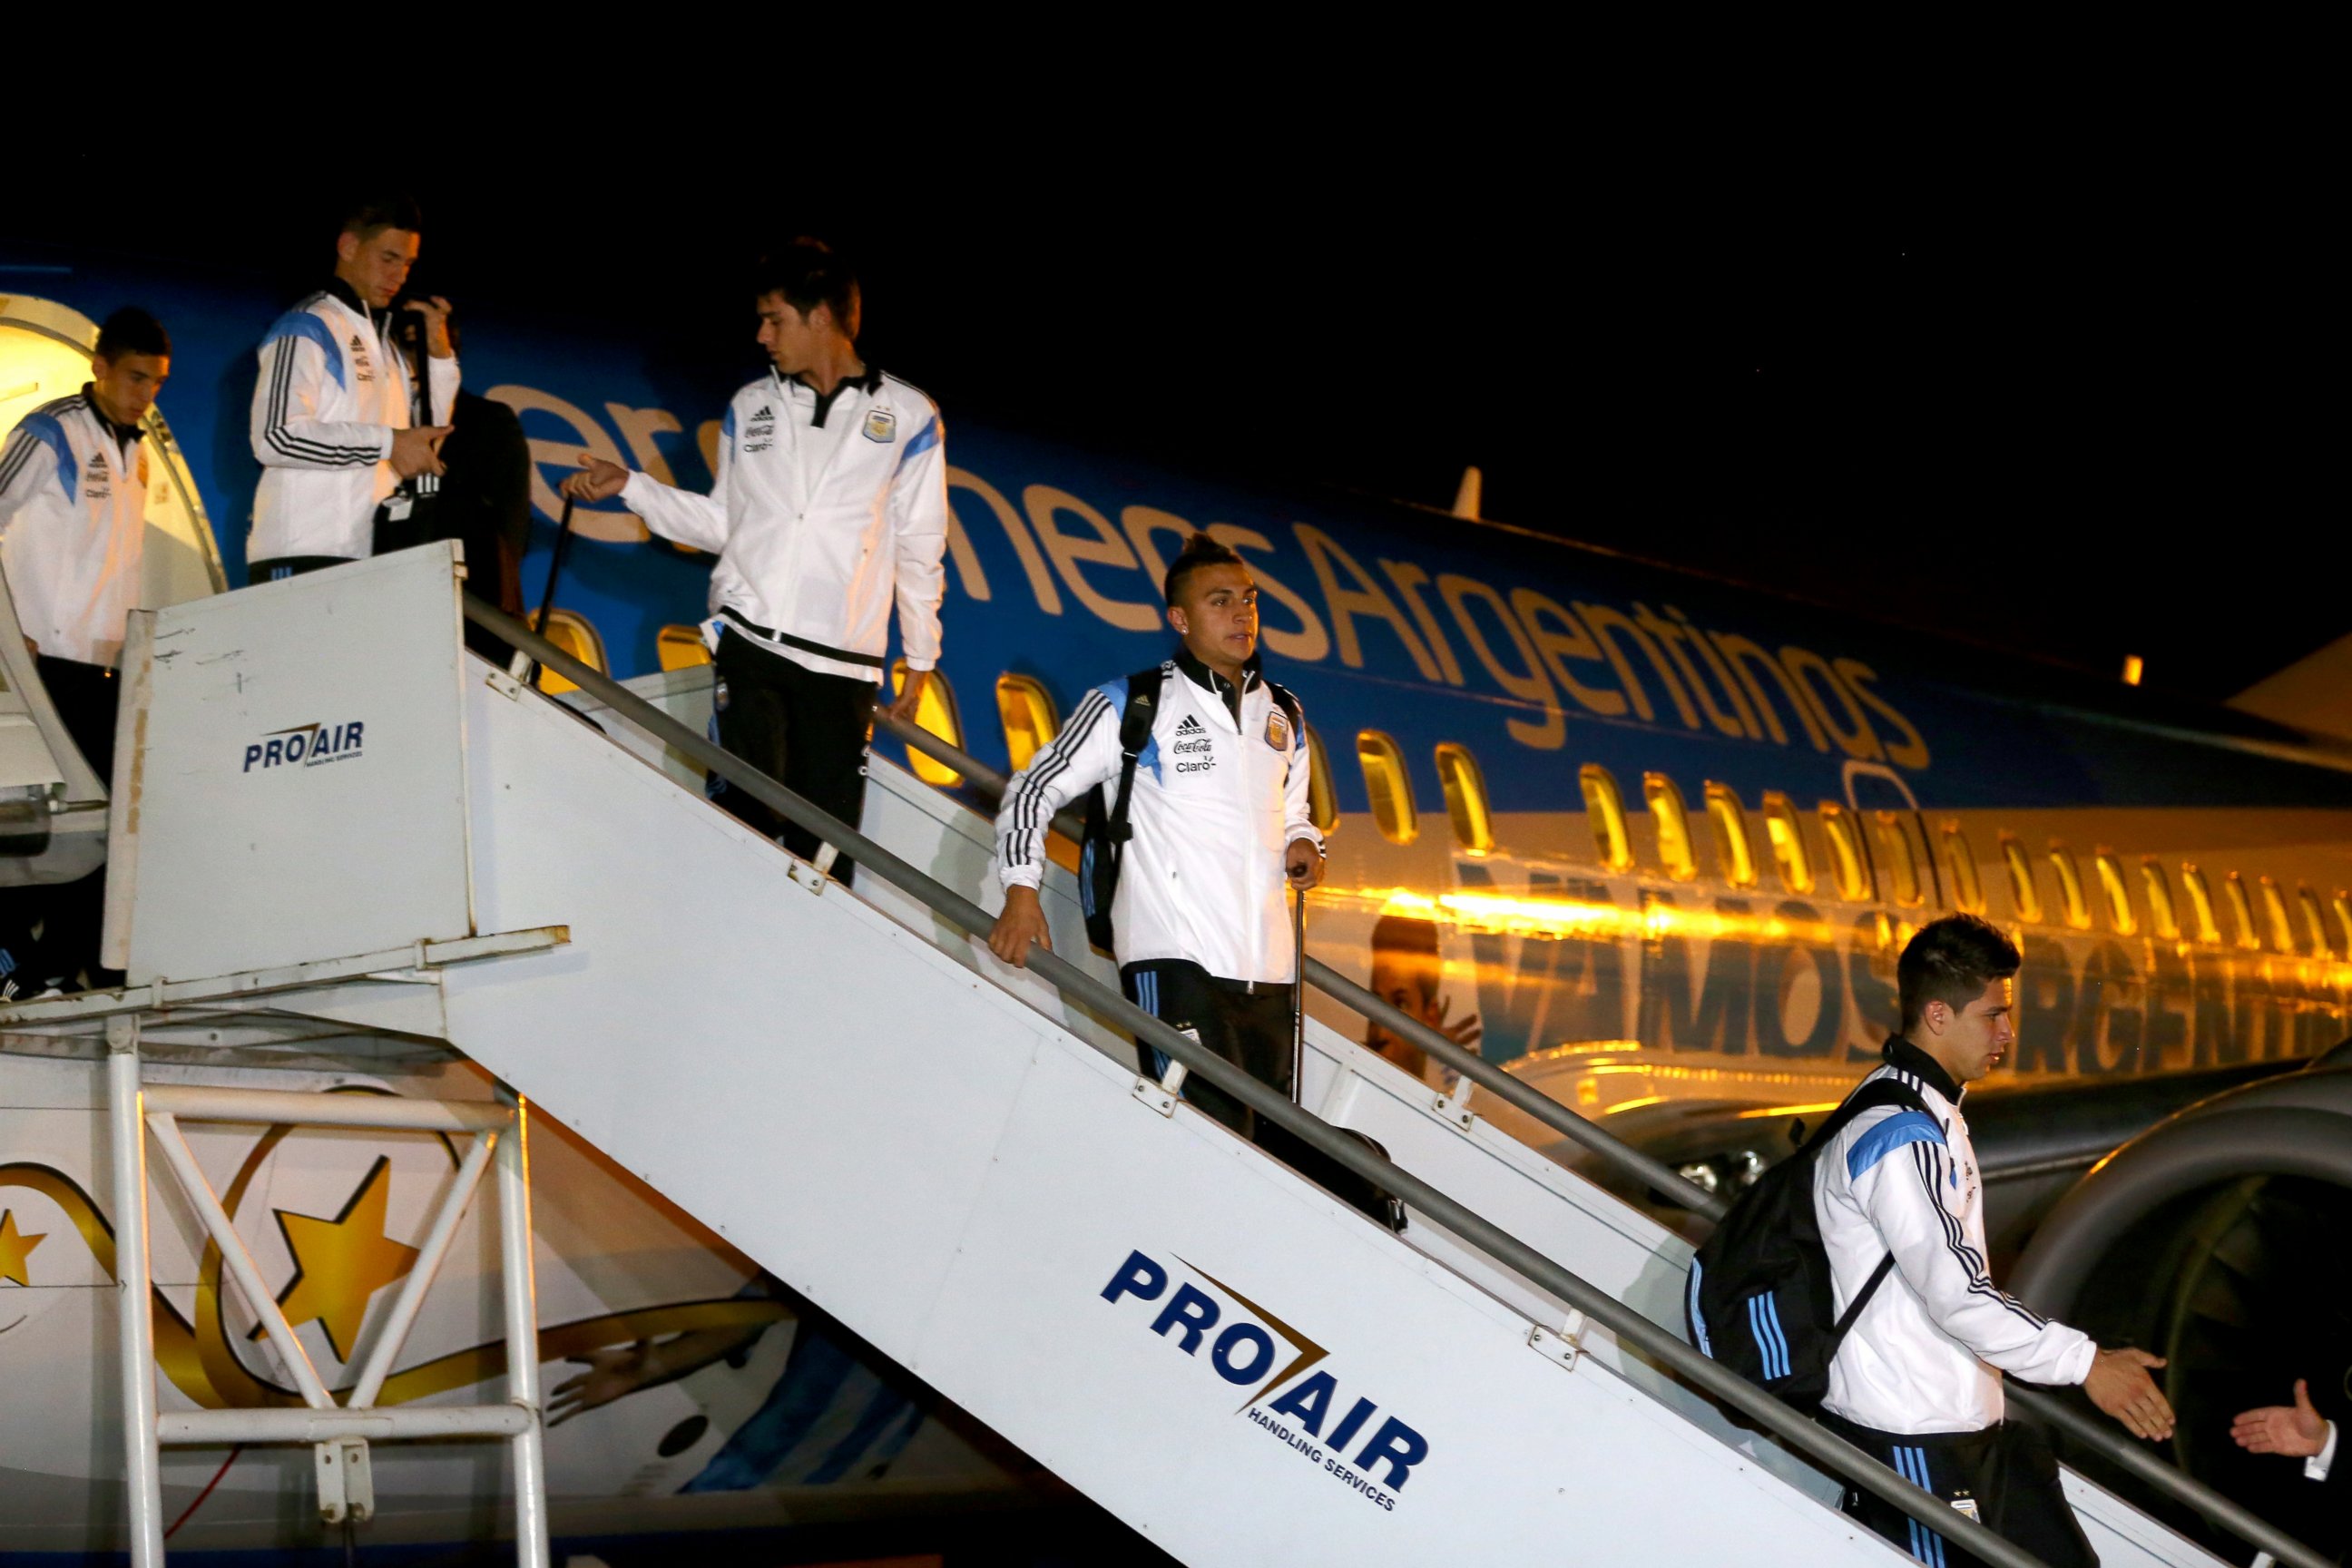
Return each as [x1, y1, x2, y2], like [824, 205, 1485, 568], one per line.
[1814, 1041, 2096, 1434]
[0, 388, 156, 667]
[995, 652, 1320, 985]
[247, 279, 457, 564]
[622, 367, 946, 682]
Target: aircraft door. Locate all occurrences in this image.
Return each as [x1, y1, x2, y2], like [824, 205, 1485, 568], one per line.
[1843, 760, 1942, 911]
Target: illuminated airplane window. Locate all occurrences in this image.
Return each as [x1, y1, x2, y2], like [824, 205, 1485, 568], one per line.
[2299, 887, 2334, 958]
[2141, 860, 2180, 940]
[1644, 774, 1698, 881]
[1357, 731, 1418, 846]
[1760, 791, 1812, 894]
[2000, 837, 2043, 923]
[2047, 846, 2092, 930]
[1869, 811, 1923, 906]
[657, 624, 711, 671]
[2221, 872, 2261, 951]
[2093, 852, 2136, 935]
[531, 608, 607, 697]
[1434, 743, 1495, 854]
[995, 675, 1060, 773]
[2332, 891, 2352, 958]
[1581, 766, 1633, 873]
[1305, 724, 1338, 835]
[2181, 866, 2221, 944]
[2258, 877, 2297, 954]
[1703, 783, 1757, 888]
[1939, 825, 1984, 913]
[892, 660, 964, 787]
[1818, 804, 1868, 903]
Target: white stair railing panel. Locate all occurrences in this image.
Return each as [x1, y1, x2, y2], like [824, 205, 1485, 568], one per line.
[426, 654, 1915, 1566]
[446, 677, 1054, 1371]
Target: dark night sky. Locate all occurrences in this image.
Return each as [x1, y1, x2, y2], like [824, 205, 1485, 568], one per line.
[5, 131, 2334, 708]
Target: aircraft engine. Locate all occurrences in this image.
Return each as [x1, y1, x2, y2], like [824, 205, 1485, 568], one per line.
[2009, 1047, 2352, 1560]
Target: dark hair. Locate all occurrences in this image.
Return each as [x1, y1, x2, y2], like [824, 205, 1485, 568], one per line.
[1897, 914, 2021, 1034]
[752, 240, 860, 337]
[94, 307, 171, 362]
[1163, 532, 1247, 605]
[338, 192, 423, 241]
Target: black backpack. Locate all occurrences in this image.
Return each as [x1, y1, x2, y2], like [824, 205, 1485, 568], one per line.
[1685, 1076, 1930, 1415]
[1077, 666, 1301, 956]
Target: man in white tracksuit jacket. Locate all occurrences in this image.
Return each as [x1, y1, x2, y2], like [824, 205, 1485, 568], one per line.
[1816, 914, 2176, 1567]
[988, 533, 1324, 1148]
[247, 193, 455, 581]
[563, 240, 946, 887]
[0, 307, 174, 994]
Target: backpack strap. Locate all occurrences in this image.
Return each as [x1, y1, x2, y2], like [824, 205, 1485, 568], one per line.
[1816, 1075, 1934, 1351]
[1259, 674, 1303, 733]
[1102, 666, 1165, 849]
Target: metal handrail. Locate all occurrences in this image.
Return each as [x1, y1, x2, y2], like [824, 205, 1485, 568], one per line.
[870, 710, 1726, 1207]
[463, 601, 2059, 1568]
[858, 699, 2332, 1568]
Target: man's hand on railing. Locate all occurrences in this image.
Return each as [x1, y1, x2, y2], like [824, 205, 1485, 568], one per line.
[884, 668, 932, 725]
[1285, 837, 1325, 892]
[987, 884, 1053, 967]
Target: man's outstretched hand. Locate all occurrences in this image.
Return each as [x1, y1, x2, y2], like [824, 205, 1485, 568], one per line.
[2231, 1378, 2329, 1457]
[2084, 1347, 2175, 1440]
[988, 884, 1052, 967]
[560, 452, 630, 502]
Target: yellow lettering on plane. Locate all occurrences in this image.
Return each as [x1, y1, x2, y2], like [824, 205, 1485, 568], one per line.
[1294, 524, 1441, 680]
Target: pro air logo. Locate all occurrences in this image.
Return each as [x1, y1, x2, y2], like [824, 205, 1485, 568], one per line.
[1102, 1249, 1428, 1512]
[1172, 714, 1216, 775]
[241, 720, 366, 773]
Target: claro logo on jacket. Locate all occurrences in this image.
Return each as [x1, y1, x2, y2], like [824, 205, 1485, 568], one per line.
[1101, 1248, 1430, 1513]
[1171, 713, 1217, 774]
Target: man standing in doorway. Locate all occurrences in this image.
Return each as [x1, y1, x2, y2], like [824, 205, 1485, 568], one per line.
[562, 241, 947, 887]
[1815, 914, 2177, 1567]
[248, 192, 456, 582]
[0, 307, 173, 994]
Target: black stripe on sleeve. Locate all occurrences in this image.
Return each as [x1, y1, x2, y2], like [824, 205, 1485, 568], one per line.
[1002, 688, 1112, 873]
[262, 333, 381, 467]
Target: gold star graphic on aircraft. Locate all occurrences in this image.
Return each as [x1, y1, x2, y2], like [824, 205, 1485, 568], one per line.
[267, 1156, 418, 1363]
[0, 1209, 44, 1286]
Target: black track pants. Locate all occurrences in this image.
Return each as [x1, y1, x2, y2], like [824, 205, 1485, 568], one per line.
[1122, 958, 1296, 1142]
[0, 658, 123, 994]
[711, 632, 878, 887]
[1821, 1413, 2097, 1568]
[1122, 959, 1404, 1230]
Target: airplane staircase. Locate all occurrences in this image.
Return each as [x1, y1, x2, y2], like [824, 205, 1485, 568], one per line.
[18, 546, 2324, 1567]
